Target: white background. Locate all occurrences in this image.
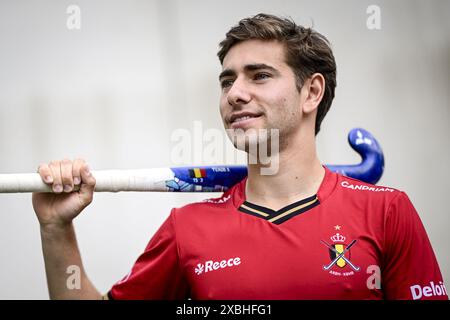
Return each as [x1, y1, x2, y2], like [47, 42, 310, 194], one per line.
[0, 0, 448, 299]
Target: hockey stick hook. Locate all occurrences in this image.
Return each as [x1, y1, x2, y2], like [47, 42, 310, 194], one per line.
[325, 128, 385, 185]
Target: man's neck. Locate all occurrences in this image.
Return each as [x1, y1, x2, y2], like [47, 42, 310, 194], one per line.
[245, 135, 325, 211]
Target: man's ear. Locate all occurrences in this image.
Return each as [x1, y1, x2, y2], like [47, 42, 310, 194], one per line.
[302, 73, 325, 114]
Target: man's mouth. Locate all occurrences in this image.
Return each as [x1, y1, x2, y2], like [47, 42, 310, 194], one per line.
[229, 113, 263, 129]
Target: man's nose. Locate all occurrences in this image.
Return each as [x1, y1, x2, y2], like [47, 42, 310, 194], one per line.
[227, 78, 251, 107]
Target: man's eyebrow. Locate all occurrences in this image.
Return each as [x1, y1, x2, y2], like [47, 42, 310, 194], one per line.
[243, 63, 279, 74]
[219, 69, 236, 80]
[219, 63, 280, 80]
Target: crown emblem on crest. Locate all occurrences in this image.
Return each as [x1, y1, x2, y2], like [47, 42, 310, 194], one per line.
[331, 233, 346, 243]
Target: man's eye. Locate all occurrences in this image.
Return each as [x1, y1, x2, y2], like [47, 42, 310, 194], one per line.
[220, 79, 234, 88]
[254, 73, 270, 81]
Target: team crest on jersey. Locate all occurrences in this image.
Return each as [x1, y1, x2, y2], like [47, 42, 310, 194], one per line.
[321, 225, 360, 277]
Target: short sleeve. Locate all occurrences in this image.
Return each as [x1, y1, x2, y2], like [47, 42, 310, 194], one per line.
[382, 192, 448, 300]
[108, 210, 190, 299]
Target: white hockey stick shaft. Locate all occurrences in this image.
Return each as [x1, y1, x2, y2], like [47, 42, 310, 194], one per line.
[0, 128, 386, 193]
[0, 169, 176, 193]
[0, 166, 248, 193]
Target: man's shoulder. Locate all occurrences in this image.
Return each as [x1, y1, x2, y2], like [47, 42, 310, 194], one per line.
[182, 193, 233, 209]
[333, 173, 404, 201]
[171, 190, 237, 219]
[328, 174, 413, 221]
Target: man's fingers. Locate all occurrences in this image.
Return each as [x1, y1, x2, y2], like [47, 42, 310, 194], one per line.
[49, 161, 63, 193]
[37, 159, 93, 195]
[79, 164, 96, 204]
[72, 158, 85, 187]
[37, 163, 53, 184]
[61, 159, 74, 193]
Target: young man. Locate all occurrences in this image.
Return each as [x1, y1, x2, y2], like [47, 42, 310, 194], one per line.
[33, 14, 447, 300]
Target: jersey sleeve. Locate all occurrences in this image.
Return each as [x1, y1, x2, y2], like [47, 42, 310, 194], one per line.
[108, 209, 190, 299]
[382, 192, 448, 300]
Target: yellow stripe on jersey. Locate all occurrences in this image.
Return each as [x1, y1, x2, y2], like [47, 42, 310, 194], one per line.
[240, 204, 270, 217]
[268, 196, 318, 223]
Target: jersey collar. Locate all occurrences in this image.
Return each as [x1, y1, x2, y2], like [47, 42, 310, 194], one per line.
[231, 165, 338, 224]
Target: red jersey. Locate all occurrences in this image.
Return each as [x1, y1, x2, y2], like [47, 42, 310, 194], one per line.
[109, 166, 447, 300]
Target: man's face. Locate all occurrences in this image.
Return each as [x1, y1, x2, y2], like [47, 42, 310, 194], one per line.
[219, 39, 304, 150]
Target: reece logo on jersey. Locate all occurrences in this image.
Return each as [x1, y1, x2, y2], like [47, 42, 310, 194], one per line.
[195, 257, 241, 275]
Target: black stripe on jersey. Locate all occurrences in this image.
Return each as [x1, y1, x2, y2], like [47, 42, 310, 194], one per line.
[239, 204, 270, 219]
[238, 194, 319, 225]
[241, 202, 275, 215]
[270, 196, 320, 224]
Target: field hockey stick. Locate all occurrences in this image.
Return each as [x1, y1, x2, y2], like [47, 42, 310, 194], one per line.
[0, 128, 384, 193]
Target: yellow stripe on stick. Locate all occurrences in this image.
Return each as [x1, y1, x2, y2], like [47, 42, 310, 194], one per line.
[193, 168, 202, 178]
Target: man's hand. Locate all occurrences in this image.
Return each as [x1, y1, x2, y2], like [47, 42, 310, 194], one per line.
[32, 159, 96, 230]
[32, 159, 101, 300]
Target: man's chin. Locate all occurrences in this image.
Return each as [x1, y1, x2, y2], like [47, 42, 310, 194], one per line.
[225, 124, 267, 135]
[226, 127, 279, 152]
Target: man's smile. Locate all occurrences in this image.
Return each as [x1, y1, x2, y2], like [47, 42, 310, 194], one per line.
[228, 111, 264, 129]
